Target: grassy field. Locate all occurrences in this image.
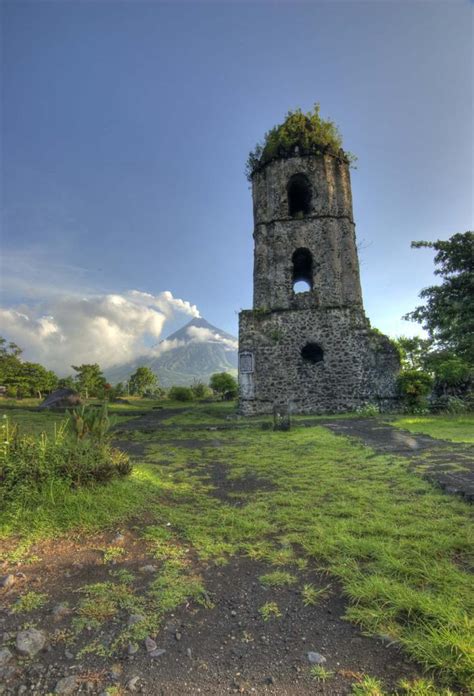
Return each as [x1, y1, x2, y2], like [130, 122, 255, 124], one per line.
[389, 415, 474, 443]
[1, 400, 473, 692]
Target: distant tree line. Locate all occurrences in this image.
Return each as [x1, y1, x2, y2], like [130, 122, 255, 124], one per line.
[0, 340, 238, 404]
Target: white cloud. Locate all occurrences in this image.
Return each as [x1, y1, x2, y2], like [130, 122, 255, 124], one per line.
[0, 290, 200, 375]
[186, 325, 238, 351]
[150, 337, 187, 357]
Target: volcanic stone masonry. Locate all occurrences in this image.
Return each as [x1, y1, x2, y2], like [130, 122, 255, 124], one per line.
[238, 148, 400, 415]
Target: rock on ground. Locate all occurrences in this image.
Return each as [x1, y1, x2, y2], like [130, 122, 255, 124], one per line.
[16, 628, 47, 658]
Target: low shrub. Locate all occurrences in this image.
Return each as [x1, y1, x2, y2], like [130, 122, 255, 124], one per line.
[397, 369, 433, 413]
[168, 386, 194, 402]
[0, 407, 131, 503]
[430, 394, 472, 414]
[357, 403, 380, 417]
[191, 381, 211, 399]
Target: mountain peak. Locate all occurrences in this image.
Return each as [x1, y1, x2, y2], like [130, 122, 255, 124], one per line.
[105, 316, 238, 387]
[164, 317, 236, 343]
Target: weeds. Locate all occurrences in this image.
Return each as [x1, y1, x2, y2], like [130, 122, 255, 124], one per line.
[397, 678, 456, 695]
[11, 591, 48, 613]
[0, 411, 131, 504]
[310, 665, 334, 681]
[301, 583, 331, 606]
[74, 581, 141, 632]
[259, 601, 282, 621]
[101, 546, 125, 564]
[351, 675, 386, 695]
[259, 570, 296, 587]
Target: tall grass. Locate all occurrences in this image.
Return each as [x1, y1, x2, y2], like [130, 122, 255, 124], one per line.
[0, 408, 131, 505]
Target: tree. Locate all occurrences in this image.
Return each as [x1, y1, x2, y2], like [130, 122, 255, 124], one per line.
[392, 336, 433, 370]
[58, 376, 76, 390]
[72, 363, 106, 399]
[0, 339, 24, 393]
[21, 362, 57, 398]
[128, 367, 158, 397]
[209, 372, 238, 400]
[110, 381, 125, 399]
[404, 232, 474, 360]
[0, 338, 57, 398]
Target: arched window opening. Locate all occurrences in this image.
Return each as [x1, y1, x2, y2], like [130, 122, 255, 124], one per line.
[288, 174, 312, 217]
[301, 342, 324, 364]
[293, 280, 311, 294]
[292, 247, 313, 292]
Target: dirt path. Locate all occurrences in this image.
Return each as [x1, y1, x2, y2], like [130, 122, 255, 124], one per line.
[318, 418, 474, 502]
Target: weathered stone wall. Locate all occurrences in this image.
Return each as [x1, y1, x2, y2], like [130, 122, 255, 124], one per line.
[239, 307, 400, 415]
[252, 153, 362, 311]
[239, 149, 400, 415]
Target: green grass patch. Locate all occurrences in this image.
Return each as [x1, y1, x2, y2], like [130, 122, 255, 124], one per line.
[301, 583, 331, 606]
[389, 415, 474, 443]
[310, 665, 334, 682]
[11, 590, 48, 613]
[0, 463, 164, 556]
[259, 570, 296, 587]
[259, 601, 282, 621]
[351, 675, 385, 695]
[74, 580, 142, 632]
[2, 405, 473, 690]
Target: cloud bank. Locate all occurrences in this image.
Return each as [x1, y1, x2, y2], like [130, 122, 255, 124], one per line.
[0, 290, 200, 375]
[185, 325, 238, 351]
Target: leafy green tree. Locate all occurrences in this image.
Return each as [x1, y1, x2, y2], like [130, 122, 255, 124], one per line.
[109, 381, 126, 399]
[21, 363, 57, 398]
[128, 366, 158, 397]
[0, 338, 24, 392]
[71, 363, 106, 399]
[0, 338, 22, 358]
[58, 376, 76, 390]
[0, 338, 57, 398]
[404, 232, 474, 360]
[209, 372, 238, 400]
[393, 336, 433, 370]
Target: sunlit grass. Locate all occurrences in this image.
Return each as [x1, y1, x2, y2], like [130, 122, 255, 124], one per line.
[389, 415, 474, 443]
[1, 403, 473, 689]
[11, 590, 48, 613]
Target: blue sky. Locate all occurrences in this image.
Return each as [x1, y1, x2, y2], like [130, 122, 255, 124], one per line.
[1, 0, 472, 371]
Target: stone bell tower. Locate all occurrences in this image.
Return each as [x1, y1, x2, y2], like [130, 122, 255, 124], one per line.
[238, 141, 400, 415]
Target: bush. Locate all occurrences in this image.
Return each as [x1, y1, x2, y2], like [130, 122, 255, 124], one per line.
[397, 369, 433, 412]
[246, 104, 356, 179]
[357, 403, 380, 417]
[430, 395, 472, 414]
[432, 356, 473, 396]
[191, 381, 211, 399]
[0, 408, 131, 503]
[168, 386, 194, 402]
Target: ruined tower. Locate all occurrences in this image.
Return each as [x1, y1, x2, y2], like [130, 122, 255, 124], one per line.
[238, 113, 399, 415]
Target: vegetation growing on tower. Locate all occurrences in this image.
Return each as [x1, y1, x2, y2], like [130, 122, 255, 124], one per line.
[246, 104, 356, 179]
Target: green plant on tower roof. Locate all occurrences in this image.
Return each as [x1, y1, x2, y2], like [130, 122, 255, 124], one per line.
[246, 103, 357, 179]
